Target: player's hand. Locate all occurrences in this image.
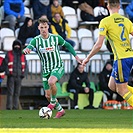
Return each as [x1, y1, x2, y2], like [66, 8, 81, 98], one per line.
[23, 48, 31, 54]
[82, 58, 89, 66]
[75, 55, 82, 64]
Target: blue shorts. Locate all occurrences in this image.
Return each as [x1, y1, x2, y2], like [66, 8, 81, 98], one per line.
[111, 58, 133, 83]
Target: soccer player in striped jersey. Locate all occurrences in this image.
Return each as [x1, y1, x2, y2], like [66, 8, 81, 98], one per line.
[82, 0, 133, 106]
[23, 17, 81, 118]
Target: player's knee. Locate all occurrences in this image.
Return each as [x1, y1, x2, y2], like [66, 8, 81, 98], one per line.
[48, 76, 57, 87]
[48, 81, 54, 87]
[48, 79, 56, 87]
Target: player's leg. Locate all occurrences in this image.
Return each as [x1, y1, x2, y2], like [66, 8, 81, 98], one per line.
[42, 73, 56, 109]
[42, 72, 65, 116]
[48, 75, 65, 118]
[109, 77, 133, 106]
[116, 83, 133, 106]
[45, 86, 64, 113]
[108, 76, 116, 92]
[44, 89, 51, 102]
[48, 76, 57, 104]
[50, 66, 65, 118]
[47, 75, 58, 109]
[110, 58, 133, 106]
[42, 73, 51, 102]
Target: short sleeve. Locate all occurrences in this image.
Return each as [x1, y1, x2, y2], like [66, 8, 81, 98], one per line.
[99, 19, 107, 36]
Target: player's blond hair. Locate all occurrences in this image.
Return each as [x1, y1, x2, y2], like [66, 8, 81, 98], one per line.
[108, 0, 120, 8]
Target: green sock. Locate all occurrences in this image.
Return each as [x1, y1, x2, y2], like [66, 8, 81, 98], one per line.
[50, 95, 56, 104]
[55, 102, 63, 112]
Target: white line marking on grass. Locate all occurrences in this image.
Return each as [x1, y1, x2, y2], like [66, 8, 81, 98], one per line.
[0, 128, 133, 133]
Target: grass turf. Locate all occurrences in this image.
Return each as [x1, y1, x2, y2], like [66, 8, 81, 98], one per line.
[0, 109, 133, 129]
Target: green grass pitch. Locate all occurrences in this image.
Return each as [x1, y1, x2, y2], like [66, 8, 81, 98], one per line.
[0, 109, 133, 133]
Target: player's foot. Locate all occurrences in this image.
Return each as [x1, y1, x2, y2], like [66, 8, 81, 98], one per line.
[47, 103, 56, 110]
[54, 109, 65, 118]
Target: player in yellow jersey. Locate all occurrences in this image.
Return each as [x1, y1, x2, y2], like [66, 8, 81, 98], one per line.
[82, 0, 133, 106]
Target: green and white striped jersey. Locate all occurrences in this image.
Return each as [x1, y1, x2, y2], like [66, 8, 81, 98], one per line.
[27, 34, 66, 73]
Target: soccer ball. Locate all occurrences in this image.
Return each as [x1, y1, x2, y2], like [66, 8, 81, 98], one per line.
[39, 107, 52, 119]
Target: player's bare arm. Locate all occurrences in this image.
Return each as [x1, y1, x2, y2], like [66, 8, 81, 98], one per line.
[82, 35, 105, 66]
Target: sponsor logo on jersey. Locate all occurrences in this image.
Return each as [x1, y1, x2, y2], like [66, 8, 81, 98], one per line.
[114, 18, 124, 23]
[40, 46, 55, 53]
